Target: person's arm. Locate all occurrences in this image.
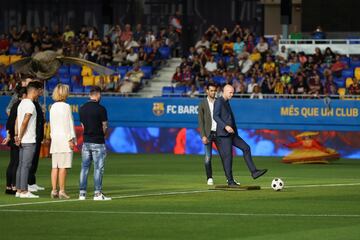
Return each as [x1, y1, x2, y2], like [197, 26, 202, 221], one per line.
[6, 95, 18, 116]
[198, 102, 208, 144]
[67, 105, 76, 149]
[213, 99, 227, 130]
[16, 113, 32, 145]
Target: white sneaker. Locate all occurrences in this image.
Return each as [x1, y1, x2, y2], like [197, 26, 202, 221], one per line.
[20, 192, 39, 198]
[28, 184, 45, 191]
[28, 185, 38, 192]
[93, 193, 112, 201]
[15, 192, 20, 198]
[79, 193, 86, 200]
[207, 178, 214, 185]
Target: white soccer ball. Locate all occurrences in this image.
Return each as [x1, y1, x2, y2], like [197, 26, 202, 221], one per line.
[271, 178, 284, 191]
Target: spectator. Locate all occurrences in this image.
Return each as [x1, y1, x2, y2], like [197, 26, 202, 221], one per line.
[195, 68, 209, 89]
[120, 24, 133, 42]
[63, 25, 75, 42]
[106, 75, 117, 92]
[331, 55, 346, 77]
[122, 64, 144, 93]
[233, 37, 245, 56]
[222, 37, 234, 56]
[248, 47, 261, 63]
[124, 35, 139, 50]
[256, 36, 269, 58]
[347, 78, 360, 95]
[308, 74, 323, 96]
[247, 77, 257, 93]
[125, 47, 139, 66]
[205, 56, 217, 74]
[293, 74, 308, 95]
[195, 35, 209, 54]
[250, 84, 263, 99]
[263, 56, 276, 74]
[133, 24, 145, 42]
[0, 33, 10, 54]
[172, 67, 183, 86]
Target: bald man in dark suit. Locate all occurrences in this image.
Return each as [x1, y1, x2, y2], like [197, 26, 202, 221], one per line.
[213, 84, 267, 186]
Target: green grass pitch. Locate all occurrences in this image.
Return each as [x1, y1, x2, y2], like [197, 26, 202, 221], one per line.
[0, 152, 359, 240]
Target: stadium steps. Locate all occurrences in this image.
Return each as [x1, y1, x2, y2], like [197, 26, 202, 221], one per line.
[139, 58, 182, 98]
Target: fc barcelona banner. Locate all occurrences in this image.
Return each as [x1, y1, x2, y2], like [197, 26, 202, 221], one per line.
[0, 96, 359, 131]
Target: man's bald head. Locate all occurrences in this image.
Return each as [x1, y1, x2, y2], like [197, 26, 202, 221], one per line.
[223, 84, 234, 100]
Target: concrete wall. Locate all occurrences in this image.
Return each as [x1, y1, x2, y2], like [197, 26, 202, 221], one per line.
[261, 0, 302, 36]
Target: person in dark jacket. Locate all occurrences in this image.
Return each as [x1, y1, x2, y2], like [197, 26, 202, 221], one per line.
[213, 84, 267, 186]
[2, 86, 27, 194]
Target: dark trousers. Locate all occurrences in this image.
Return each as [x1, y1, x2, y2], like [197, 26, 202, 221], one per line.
[216, 134, 257, 182]
[6, 142, 19, 187]
[28, 141, 41, 185]
[204, 131, 217, 179]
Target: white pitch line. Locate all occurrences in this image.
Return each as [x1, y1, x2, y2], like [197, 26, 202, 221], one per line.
[0, 190, 213, 208]
[0, 182, 359, 209]
[0, 209, 359, 218]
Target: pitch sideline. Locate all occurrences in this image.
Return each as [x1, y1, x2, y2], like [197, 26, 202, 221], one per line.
[0, 182, 359, 209]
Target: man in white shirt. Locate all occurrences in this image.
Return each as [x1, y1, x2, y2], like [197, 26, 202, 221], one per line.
[15, 82, 40, 198]
[205, 56, 217, 74]
[198, 83, 218, 185]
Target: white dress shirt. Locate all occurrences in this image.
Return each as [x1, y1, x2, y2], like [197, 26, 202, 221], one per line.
[50, 102, 76, 153]
[207, 97, 217, 132]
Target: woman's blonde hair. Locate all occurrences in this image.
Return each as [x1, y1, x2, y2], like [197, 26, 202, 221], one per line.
[52, 83, 69, 102]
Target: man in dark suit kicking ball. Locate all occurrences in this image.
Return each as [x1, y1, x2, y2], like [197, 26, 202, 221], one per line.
[214, 84, 267, 186]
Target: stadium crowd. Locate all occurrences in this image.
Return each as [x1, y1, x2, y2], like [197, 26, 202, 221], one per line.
[171, 24, 360, 98]
[0, 23, 181, 94]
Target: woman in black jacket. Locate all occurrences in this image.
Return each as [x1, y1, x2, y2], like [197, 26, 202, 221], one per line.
[2, 86, 27, 194]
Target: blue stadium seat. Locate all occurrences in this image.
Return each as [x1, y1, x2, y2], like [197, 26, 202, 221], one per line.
[59, 76, 71, 85]
[141, 66, 153, 79]
[280, 66, 290, 74]
[72, 84, 84, 93]
[158, 46, 171, 59]
[162, 86, 173, 97]
[47, 82, 58, 92]
[9, 46, 20, 55]
[341, 68, 354, 78]
[6, 65, 14, 75]
[334, 77, 345, 88]
[144, 46, 153, 54]
[84, 86, 93, 93]
[350, 59, 360, 68]
[173, 86, 186, 97]
[117, 66, 128, 77]
[212, 76, 226, 85]
[339, 57, 350, 66]
[69, 65, 82, 76]
[58, 65, 69, 76]
[48, 77, 59, 85]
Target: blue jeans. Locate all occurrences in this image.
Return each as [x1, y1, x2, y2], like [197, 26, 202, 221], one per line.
[79, 143, 107, 194]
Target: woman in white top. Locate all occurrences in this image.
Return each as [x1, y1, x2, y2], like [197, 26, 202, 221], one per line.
[49, 84, 76, 199]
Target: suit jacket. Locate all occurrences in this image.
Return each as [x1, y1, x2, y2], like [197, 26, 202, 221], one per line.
[213, 96, 237, 137]
[198, 98, 213, 138]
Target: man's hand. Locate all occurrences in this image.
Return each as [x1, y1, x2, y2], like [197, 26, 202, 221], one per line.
[69, 140, 75, 150]
[15, 136, 21, 146]
[1, 136, 10, 145]
[225, 125, 235, 134]
[202, 136, 209, 144]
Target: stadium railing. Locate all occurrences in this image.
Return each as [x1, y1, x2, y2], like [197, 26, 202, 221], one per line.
[279, 39, 360, 56]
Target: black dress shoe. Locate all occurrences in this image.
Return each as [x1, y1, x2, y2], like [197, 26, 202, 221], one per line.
[252, 169, 268, 179]
[227, 180, 240, 186]
[5, 189, 16, 195]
